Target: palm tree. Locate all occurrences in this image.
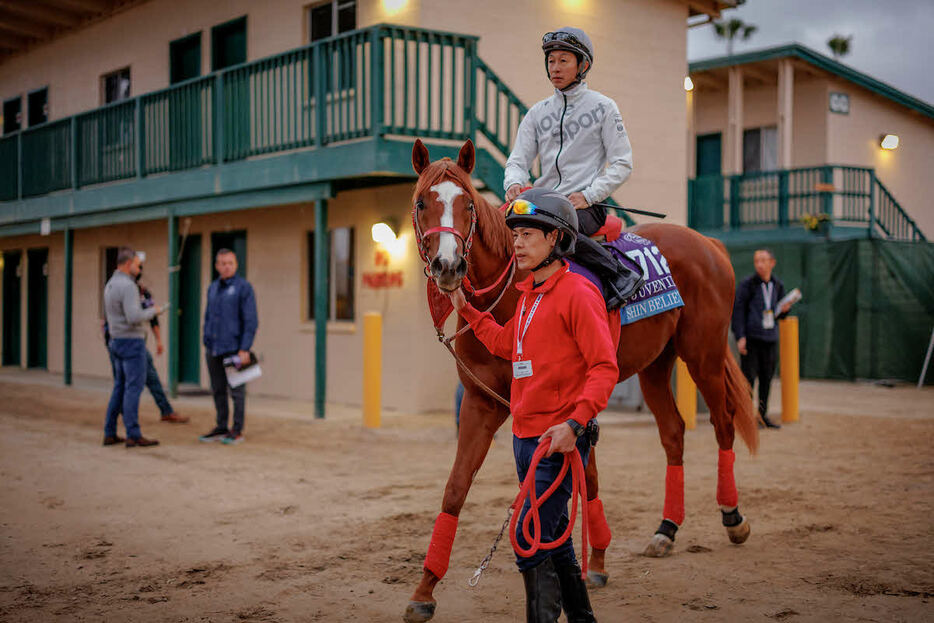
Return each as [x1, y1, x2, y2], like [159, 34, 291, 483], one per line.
[713, 18, 758, 56]
[827, 34, 852, 60]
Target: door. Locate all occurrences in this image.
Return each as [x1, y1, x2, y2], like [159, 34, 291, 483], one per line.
[2, 250, 22, 366]
[211, 230, 247, 280]
[693, 133, 724, 229]
[212, 17, 248, 158]
[27, 88, 48, 127]
[3, 96, 21, 135]
[177, 234, 202, 384]
[26, 248, 48, 368]
[169, 33, 202, 170]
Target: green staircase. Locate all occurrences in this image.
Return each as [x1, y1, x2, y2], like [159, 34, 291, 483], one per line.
[688, 165, 925, 242]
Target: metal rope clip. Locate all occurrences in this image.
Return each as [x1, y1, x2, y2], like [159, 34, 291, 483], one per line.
[467, 506, 514, 588]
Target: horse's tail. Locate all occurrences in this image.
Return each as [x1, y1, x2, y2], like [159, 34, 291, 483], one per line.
[724, 349, 759, 454]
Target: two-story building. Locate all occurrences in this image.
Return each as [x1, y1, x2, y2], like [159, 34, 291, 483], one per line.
[0, 0, 733, 413]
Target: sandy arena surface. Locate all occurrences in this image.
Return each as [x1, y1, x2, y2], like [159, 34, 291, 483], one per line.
[0, 372, 932, 622]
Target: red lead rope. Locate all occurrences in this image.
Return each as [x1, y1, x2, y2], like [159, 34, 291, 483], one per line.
[508, 439, 590, 581]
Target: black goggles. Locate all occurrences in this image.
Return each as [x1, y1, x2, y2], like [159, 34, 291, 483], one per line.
[542, 31, 586, 51]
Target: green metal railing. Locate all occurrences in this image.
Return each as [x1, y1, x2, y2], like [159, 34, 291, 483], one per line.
[0, 24, 535, 202]
[689, 165, 925, 242]
[21, 118, 71, 197]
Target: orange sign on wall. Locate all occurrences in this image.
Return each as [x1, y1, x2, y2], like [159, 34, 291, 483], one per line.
[363, 271, 404, 289]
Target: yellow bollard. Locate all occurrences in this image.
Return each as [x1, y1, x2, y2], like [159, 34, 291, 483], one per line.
[675, 358, 697, 430]
[779, 316, 799, 423]
[363, 312, 382, 428]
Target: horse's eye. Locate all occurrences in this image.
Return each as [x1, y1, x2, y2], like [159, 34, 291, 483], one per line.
[416, 200, 425, 211]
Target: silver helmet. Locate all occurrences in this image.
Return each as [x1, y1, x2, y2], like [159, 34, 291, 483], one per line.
[542, 27, 594, 83]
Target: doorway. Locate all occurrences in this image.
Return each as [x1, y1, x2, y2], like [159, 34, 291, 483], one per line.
[210, 230, 247, 281]
[26, 248, 48, 368]
[2, 250, 22, 366]
[177, 234, 202, 385]
[693, 132, 724, 229]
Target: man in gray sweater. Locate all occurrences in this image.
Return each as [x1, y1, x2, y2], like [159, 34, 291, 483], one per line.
[103, 247, 169, 447]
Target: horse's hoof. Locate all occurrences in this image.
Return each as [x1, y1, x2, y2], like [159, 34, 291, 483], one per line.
[403, 600, 437, 623]
[643, 533, 674, 557]
[586, 570, 609, 588]
[727, 517, 751, 544]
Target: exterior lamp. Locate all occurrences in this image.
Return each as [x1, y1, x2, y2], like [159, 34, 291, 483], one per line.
[371, 221, 398, 245]
[684, 76, 694, 91]
[382, 0, 406, 13]
[880, 134, 899, 150]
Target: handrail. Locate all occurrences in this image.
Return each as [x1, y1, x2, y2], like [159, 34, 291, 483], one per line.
[688, 165, 925, 242]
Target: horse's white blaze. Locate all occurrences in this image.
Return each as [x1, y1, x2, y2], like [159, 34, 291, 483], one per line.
[430, 181, 463, 265]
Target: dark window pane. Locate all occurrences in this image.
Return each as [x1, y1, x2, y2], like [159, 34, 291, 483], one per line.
[337, 2, 356, 33]
[743, 128, 760, 174]
[3, 97, 21, 134]
[212, 16, 247, 71]
[332, 227, 354, 320]
[27, 88, 48, 126]
[104, 68, 131, 104]
[170, 33, 201, 84]
[310, 3, 332, 41]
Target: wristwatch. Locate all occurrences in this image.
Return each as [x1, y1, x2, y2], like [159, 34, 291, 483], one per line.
[566, 419, 585, 437]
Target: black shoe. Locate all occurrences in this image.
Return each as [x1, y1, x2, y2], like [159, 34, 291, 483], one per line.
[199, 427, 229, 442]
[521, 557, 563, 623]
[103, 435, 125, 446]
[762, 416, 782, 429]
[554, 558, 597, 623]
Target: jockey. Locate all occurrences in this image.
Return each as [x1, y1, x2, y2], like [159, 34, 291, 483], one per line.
[449, 188, 618, 623]
[504, 27, 644, 310]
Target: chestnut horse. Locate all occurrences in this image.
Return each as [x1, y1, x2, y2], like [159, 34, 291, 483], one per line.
[404, 139, 758, 623]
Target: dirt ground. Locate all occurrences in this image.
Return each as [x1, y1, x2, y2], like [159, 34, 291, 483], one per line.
[0, 372, 932, 622]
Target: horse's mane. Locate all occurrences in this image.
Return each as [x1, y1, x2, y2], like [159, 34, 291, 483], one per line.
[414, 158, 513, 259]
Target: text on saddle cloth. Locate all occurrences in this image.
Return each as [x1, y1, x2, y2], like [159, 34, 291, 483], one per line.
[568, 231, 684, 325]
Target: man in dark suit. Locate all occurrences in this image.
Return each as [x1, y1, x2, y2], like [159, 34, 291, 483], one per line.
[732, 249, 791, 429]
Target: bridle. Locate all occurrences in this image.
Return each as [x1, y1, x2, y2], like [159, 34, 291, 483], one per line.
[412, 192, 516, 409]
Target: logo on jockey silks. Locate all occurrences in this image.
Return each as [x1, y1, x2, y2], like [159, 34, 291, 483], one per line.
[538, 101, 608, 141]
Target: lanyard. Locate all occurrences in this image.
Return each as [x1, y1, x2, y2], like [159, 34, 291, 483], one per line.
[760, 281, 774, 312]
[516, 293, 545, 359]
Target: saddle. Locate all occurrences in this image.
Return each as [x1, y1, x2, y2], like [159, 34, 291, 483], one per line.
[591, 214, 623, 243]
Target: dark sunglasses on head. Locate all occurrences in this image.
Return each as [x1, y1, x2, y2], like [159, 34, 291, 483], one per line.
[542, 31, 585, 49]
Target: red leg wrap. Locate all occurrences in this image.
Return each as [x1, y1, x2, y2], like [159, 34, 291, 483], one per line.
[586, 497, 612, 550]
[423, 512, 458, 579]
[663, 465, 685, 526]
[717, 448, 739, 508]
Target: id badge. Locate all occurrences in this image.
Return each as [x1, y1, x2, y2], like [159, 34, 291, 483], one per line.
[762, 310, 775, 329]
[513, 360, 533, 379]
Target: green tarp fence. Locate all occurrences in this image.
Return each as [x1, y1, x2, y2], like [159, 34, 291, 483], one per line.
[724, 239, 934, 384]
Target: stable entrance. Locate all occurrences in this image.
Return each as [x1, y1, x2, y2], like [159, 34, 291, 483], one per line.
[27, 248, 48, 368]
[2, 250, 21, 366]
[177, 234, 202, 385]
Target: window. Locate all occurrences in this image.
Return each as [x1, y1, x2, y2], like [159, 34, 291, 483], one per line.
[2, 96, 21, 135]
[307, 227, 355, 321]
[170, 33, 202, 84]
[307, 1, 356, 90]
[211, 16, 247, 71]
[743, 126, 777, 173]
[102, 67, 131, 104]
[307, 1, 356, 42]
[27, 87, 48, 126]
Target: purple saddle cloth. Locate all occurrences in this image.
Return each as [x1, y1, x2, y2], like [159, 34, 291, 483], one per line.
[568, 232, 684, 325]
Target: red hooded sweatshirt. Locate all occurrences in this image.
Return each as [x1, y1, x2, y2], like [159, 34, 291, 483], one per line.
[459, 262, 620, 438]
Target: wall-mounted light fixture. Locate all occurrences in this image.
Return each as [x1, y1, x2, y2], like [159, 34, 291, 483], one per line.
[879, 134, 899, 150]
[372, 218, 406, 258]
[382, 0, 407, 14]
[684, 76, 694, 92]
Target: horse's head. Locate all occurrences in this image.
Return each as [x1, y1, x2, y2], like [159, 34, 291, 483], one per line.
[412, 139, 478, 292]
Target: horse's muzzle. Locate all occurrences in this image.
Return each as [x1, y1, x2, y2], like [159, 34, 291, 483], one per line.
[430, 254, 468, 292]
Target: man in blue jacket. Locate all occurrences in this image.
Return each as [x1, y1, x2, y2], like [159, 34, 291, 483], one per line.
[731, 249, 791, 429]
[199, 249, 258, 445]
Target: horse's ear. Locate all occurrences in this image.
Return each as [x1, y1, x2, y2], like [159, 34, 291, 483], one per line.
[412, 139, 431, 175]
[457, 140, 475, 175]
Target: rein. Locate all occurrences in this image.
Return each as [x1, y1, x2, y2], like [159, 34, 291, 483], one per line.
[509, 438, 590, 581]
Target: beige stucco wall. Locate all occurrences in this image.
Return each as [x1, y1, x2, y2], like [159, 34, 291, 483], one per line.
[825, 79, 934, 237]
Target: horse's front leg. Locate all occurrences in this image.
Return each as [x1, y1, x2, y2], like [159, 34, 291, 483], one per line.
[584, 447, 613, 588]
[404, 389, 507, 623]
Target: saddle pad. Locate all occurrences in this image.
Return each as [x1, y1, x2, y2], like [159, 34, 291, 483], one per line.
[568, 231, 684, 325]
